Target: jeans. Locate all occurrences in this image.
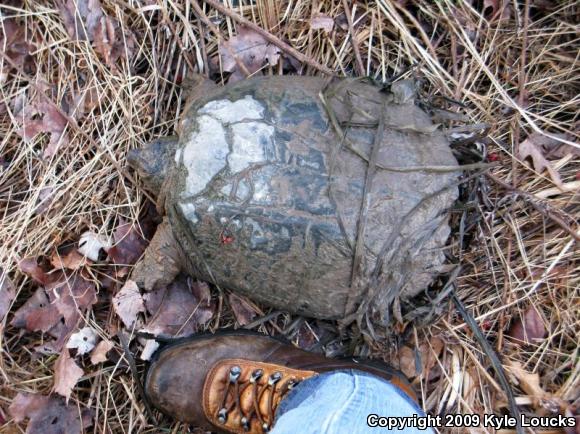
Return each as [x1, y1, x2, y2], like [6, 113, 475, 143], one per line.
[272, 370, 435, 434]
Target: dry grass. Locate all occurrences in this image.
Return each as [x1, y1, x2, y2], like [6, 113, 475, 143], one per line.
[1, 0, 578, 433]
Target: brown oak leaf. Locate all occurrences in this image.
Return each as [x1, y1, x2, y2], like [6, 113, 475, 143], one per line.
[18, 257, 52, 285]
[9, 392, 93, 434]
[107, 220, 149, 265]
[90, 339, 113, 365]
[58, 0, 135, 67]
[0, 19, 36, 83]
[50, 249, 87, 271]
[11, 287, 60, 333]
[506, 361, 549, 399]
[53, 349, 84, 401]
[483, 0, 511, 21]
[141, 276, 215, 338]
[508, 305, 546, 345]
[397, 337, 444, 379]
[228, 292, 257, 327]
[16, 96, 70, 159]
[112, 280, 145, 328]
[310, 14, 334, 33]
[12, 261, 97, 352]
[518, 133, 565, 187]
[219, 27, 281, 82]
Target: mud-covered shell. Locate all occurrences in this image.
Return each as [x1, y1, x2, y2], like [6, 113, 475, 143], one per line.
[166, 76, 458, 321]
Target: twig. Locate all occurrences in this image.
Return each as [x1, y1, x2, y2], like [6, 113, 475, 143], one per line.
[242, 311, 282, 330]
[118, 331, 158, 424]
[347, 144, 497, 173]
[160, 1, 197, 73]
[486, 173, 579, 241]
[512, 0, 531, 188]
[200, 0, 335, 76]
[341, 0, 365, 76]
[451, 290, 524, 434]
[190, 0, 252, 78]
[350, 101, 384, 296]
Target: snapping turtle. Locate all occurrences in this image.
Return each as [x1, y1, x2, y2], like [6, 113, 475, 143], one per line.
[128, 75, 458, 324]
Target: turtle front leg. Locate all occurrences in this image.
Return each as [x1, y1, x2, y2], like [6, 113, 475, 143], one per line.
[132, 219, 182, 291]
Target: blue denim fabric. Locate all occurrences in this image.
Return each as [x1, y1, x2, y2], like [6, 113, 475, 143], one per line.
[272, 370, 434, 434]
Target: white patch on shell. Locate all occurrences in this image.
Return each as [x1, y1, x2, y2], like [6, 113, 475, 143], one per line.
[228, 122, 275, 173]
[182, 115, 228, 197]
[236, 179, 251, 201]
[174, 148, 182, 164]
[199, 95, 264, 124]
[220, 184, 232, 196]
[179, 202, 198, 224]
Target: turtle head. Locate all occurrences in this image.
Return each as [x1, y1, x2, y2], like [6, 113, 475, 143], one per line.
[127, 136, 178, 195]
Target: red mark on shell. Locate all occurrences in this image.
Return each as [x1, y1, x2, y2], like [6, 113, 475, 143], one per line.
[220, 231, 235, 245]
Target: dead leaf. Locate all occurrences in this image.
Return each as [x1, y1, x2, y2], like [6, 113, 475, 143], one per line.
[398, 346, 419, 378]
[506, 361, 549, 399]
[228, 292, 257, 326]
[310, 14, 334, 33]
[11, 287, 60, 333]
[50, 249, 86, 270]
[53, 349, 84, 401]
[518, 133, 565, 187]
[534, 133, 580, 159]
[66, 327, 98, 355]
[219, 27, 280, 82]
[35, 186, 55, 215]
[51, 275, 98, 328]
[483, 0, 511, 21]
[0, 270, 16, 322]
[295, 322, 322, 351]
[90, 339, 113, 364]
[0, 19, 36, 84]
[107, 220, 148, 265]
[16, 95, 70, 159]
[9, 392, 93, 434]
[112, 280, 145, 328]
[77, 231, 111, 261]
[141, 276, 215, 338]
[68, 87, 100, 119]
[11, 269, 97, 352]
[18, 257, 51, 285]
[58, 0, 135, 67]
[508, 306, 546, 345]
[397, 337, 444, 378]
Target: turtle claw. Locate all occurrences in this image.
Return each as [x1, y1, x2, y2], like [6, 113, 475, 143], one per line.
[131, 220, 182, 291]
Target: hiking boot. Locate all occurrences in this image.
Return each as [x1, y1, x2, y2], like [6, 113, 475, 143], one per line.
[145, 330, 415, 433]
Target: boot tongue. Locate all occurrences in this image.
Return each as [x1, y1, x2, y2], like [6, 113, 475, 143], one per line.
[202, 358, 317, 433]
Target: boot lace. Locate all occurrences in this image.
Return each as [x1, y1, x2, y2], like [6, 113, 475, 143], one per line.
[216, 365, 301, 432]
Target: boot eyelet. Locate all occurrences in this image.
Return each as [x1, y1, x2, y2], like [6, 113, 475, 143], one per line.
[268, 372, 282, 385]
[217, 408, 228, 424]
[241, 416, 250, 431]
[229, 366, 242, 383]
[250, 369, 263, 383]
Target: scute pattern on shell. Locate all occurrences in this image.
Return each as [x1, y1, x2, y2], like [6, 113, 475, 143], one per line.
[166, 76, 458, 323]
